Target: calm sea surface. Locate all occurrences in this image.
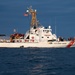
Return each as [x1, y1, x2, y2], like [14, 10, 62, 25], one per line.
[0, 48, 75, 75]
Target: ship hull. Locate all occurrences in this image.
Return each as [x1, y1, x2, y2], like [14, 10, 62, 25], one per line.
[0, 41, 74, 48]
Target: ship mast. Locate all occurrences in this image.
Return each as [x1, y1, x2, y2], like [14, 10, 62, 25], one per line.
[26, 6, 38, 28]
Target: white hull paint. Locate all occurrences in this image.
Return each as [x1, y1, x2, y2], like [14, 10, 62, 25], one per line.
[0, 41, 74, 48]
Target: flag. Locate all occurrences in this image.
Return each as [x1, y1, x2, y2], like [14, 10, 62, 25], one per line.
[24, 13, 28, 16]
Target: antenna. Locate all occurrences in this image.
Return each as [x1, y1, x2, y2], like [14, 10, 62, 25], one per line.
[26, 6, 38, 28]
[55, 17, 57, 35]
[13, 29, 16, 33]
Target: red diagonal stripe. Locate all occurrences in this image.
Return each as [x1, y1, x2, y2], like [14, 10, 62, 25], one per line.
[67, 40, 74, 48]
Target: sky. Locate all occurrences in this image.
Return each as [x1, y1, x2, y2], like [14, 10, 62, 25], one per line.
[0, 0, 75, 38]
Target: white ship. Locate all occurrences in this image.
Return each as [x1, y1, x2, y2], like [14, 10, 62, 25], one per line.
[0, 6, 75, 48]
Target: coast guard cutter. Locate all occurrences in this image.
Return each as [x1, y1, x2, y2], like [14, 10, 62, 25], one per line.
[0, 6, 75, 48]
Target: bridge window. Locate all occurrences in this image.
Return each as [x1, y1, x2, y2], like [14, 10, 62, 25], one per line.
[43, 30, 49, 33]
[42, 37, 44, 38]
[47, 37, 49, 38]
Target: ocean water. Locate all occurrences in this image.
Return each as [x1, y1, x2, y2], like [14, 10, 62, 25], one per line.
[0, 48, 75, 75]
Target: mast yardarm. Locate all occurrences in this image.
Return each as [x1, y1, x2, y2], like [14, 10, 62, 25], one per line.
[26, 6, 38, 28]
